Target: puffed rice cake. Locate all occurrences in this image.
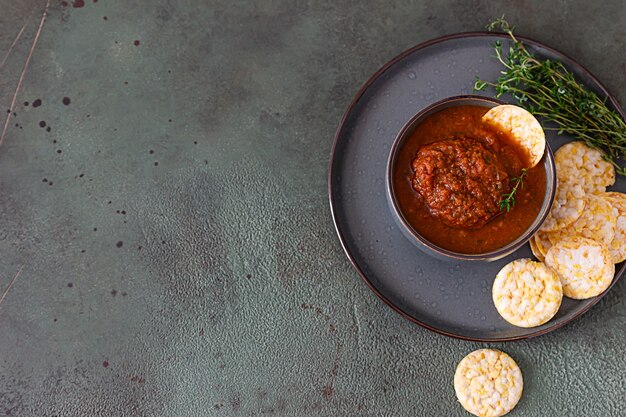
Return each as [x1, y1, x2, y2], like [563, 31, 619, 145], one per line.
[554, 141, 615, 194]
[600, 192, 626, 263]
[454, 349, 523, 417]
[544, 236, 615, 299]
[547, 194, 616, 247]
[492, 259, 563, 327]
[533, 231, 553, 260]
[539, 178, 585, 232]
[528, 236, 544, 262]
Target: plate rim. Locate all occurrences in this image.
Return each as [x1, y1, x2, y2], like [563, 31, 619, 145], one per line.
[327, 31, 626, 342]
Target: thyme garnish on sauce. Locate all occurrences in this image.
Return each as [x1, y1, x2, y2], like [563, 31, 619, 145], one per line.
[499, 168, 528, 212]
[475, 17, 626, 175]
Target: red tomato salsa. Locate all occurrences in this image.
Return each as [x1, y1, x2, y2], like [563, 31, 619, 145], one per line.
[393, 106, 546, 254]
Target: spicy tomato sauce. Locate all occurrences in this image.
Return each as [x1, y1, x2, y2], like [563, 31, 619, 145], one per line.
[411, 137, 513, 229]
[394, 106, 546, 254]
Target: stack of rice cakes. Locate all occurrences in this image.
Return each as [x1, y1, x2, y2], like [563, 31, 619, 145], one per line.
[532, 142, 622, 298]
[494, 141, 624, 329]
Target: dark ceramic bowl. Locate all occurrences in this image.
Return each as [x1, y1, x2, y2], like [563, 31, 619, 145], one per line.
[386, 95, 556, 262]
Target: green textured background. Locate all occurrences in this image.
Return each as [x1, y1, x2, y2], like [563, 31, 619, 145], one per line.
[0, 1, 624, 416]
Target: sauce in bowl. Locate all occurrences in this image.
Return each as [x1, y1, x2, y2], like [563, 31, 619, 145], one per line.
[393, 105, 547, 254]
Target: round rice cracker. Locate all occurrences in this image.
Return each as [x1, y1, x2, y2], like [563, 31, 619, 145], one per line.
[454, 349, 523, 417]
[544, 236, 615, 299]
[492, 259, 563, 328]
[482, 105, 545, 168]
[533, 232, 552, 260]
[599, 192, 626, 263]
[554, 141, 615, 194]
[603, 192, 626, 204]
[539, 179, 585, 232]
[547, 194, 616, 247]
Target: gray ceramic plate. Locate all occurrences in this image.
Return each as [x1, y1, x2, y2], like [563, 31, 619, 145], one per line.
[329, 32, 626, 341]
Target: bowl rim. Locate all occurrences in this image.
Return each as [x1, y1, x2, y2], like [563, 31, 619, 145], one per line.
[385, 94, 557, 261]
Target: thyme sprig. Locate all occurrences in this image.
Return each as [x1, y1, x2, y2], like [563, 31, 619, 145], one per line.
[475, 17, 626, 175]
[499, 168, 528, 212]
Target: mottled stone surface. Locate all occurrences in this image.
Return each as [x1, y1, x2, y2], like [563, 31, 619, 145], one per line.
[0, 1, 624, 416]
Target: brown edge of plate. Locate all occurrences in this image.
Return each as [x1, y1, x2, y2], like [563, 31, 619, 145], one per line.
[327, 31, 626, 342]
